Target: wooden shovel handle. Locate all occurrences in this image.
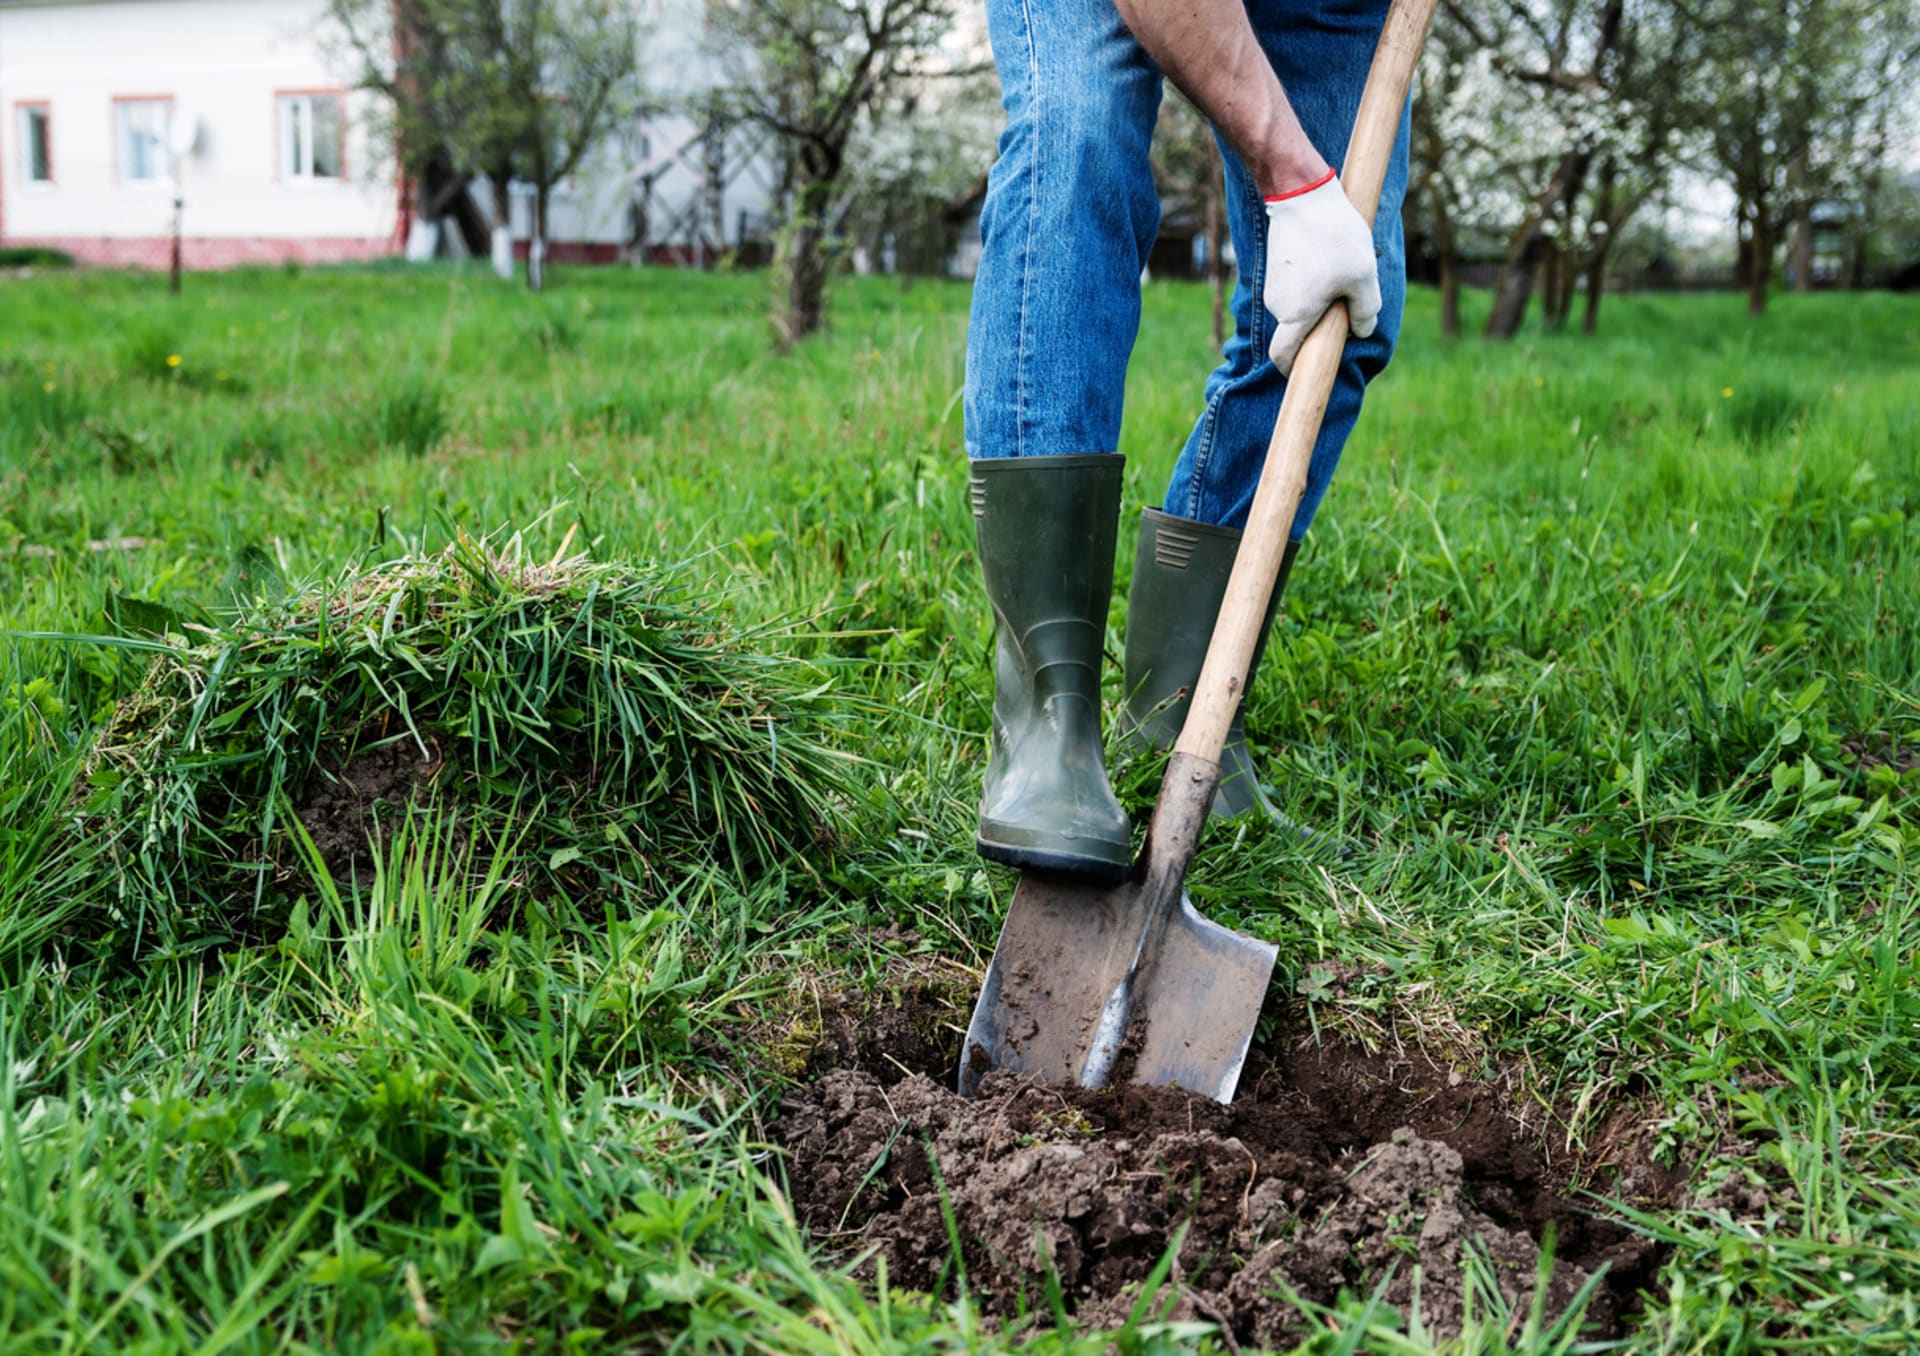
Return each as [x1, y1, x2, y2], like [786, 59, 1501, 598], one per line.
[1170, 0, 1439, 766]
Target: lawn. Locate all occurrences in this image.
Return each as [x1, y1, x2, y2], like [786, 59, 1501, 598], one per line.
[0, 263, 1916, 1353]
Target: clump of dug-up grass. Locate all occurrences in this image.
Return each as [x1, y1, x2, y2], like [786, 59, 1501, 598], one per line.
[76, 528, 853, 951]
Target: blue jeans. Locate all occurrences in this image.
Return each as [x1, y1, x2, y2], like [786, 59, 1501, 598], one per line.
[963, 0, 1411, 537]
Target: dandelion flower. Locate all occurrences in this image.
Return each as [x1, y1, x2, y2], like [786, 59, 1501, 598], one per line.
[43, 381, 55, 393]
[1720, 387, 1733, 398]
[167, 354, 183, 368]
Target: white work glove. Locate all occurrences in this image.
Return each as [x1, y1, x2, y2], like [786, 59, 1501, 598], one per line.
[1262, 172, 1382, 376]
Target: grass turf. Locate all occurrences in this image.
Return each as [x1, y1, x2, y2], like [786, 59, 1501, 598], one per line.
[0, 263, 1917, 1352]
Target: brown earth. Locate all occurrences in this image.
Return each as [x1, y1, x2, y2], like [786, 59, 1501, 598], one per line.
[1843, 733, 1920, 778]
[773, 985, 1676, 1346]
[293, 736, 448, 880]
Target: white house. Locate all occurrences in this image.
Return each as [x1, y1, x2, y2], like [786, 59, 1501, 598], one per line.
[0, 0, 401, 266]
[0, 0, 775, 269]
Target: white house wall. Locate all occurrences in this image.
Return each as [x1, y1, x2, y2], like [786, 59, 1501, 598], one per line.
[626, 0, 777, 258]
[406, 0, 777, 262]
[0, 0, 778, 269]
[0, 0, 399, 265]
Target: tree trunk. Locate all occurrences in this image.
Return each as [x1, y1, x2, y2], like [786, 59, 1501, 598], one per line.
[1437, 249, 1460, 339]
[528, 182, 548, 293]
[1747, 210, 1771, 315]
[490, 174, 515, 281]
[1419, 129, 1460, 339]
[1541, 245, 1567, 331]
[1579, 159, 1617, 336]
[702, 96, 727, 270]
[1581, 239, 1611, 335]
[1485, 150, 1592, 340]
[784, 220, 827, 343]
[776, 175, 833, 347]
[1484, 243, 1539, 339]
[1482, 0, 1620, 340]
[169, 194, 184, 296]
[1790, 200, 1813, 292]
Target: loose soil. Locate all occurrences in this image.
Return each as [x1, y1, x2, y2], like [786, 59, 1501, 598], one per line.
[1843, 733, 1920, 779]
[294, 736, 448, 880]
[775, 982, 1673, 1346]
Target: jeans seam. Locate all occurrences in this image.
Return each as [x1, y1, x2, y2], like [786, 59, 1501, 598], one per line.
[1187, 170, 1275, 523]
[1245, 171, 1270, 367]
[1012, 0, 1040, 458]
[1184, 390, 1219, 520]
[1186, 360, 1273, 522]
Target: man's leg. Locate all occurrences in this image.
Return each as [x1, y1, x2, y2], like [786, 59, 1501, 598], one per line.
[963, 0, 1164, 879]
[1124, 1, 1409, 836]
[964, 0, 1165, 460]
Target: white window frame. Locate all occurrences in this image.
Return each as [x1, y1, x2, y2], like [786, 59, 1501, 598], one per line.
[18, 103, 53, 186]
[278, 92, 344, 182]
[114, 96, 174, 186]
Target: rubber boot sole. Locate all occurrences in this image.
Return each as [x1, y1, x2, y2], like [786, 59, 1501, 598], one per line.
[975, 825, 1132, 883]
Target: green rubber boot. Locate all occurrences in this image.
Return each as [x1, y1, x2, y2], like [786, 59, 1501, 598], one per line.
[1122, 506, 1314, 831]
[970, 454, 1132, 882]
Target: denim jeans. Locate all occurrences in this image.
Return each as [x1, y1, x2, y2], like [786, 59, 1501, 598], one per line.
[962, 0, 1411, 538]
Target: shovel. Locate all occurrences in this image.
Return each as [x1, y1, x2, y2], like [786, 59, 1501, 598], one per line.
[958, 0, 1438, 1103]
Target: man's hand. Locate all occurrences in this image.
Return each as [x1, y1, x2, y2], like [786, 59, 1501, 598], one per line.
[1262, 174, 1382, 377]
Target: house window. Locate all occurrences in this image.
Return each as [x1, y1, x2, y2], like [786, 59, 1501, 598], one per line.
[279, 93, 343, 180]
[116, 98, 172, 183]
[19, 105, 51, 183]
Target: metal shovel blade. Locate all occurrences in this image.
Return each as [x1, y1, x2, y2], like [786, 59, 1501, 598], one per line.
[958, 863, 1277, 1103]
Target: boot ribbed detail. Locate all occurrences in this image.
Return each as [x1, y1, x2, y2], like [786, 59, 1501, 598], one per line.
[970, 454, 1132, 881]
[1121, 506, 1299, 825]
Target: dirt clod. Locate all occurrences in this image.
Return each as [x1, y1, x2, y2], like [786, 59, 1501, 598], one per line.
[775, 1026, 1667, 1343]
[294, 737, 447, 879]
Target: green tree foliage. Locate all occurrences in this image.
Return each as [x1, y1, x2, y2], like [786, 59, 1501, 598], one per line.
[327, 0, 641, 290]
[1683, 0, 1920, 310]
[706, 0, 959, 346]
[1423, 0, 1920, 334]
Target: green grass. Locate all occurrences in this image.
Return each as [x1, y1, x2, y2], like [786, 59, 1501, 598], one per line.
[1, 263, 1917, 1352]
[51, 532, 854, 953]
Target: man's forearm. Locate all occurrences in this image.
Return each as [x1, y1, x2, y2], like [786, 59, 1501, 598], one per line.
[1110, 0, 1328, 197]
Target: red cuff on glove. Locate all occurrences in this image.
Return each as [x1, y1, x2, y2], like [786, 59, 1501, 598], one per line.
[1263, 167, 1336, 203]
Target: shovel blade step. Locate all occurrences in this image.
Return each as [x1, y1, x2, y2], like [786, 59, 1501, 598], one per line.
[959, 870, 1277, 1103]
[1127, 894, 1277, 1099]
